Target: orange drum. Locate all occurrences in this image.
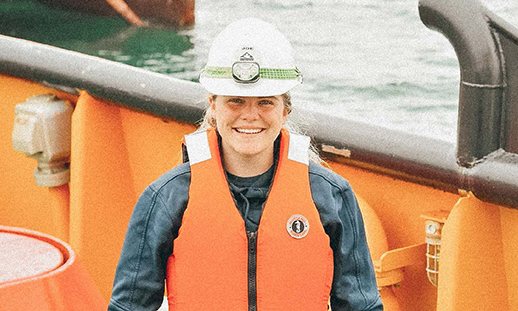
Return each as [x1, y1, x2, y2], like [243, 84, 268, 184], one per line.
[0, 226, 106, 311]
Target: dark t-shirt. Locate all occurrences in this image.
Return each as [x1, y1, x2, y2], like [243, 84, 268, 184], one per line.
[226, 166, 275, 231]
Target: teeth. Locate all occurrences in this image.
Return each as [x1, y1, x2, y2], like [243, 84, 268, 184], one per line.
[236, 128, 262, 134]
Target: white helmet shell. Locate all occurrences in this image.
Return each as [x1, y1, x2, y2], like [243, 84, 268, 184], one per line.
[199, 18, 302, 97]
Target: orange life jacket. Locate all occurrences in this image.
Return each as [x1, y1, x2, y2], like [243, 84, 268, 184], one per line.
[166, 128, 334, 310]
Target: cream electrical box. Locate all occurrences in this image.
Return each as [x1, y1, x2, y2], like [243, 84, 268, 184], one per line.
[12, 94, 73, 187]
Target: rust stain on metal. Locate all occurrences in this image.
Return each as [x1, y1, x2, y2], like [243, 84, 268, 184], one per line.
[321, 144, 352, 158]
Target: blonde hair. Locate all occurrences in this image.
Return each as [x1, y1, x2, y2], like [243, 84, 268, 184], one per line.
[198, 93, 325, 165]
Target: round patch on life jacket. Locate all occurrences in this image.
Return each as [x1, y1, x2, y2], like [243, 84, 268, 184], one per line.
[287, 214, 309, 239]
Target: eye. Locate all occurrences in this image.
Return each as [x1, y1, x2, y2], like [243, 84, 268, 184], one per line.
[258, 100, 274, 106]
[228, 98, 245, 104]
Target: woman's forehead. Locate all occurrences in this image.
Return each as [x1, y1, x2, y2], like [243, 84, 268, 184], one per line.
[217, 95, 282, 100]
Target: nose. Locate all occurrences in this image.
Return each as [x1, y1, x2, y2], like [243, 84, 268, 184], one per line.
[240, 102, 259, 120]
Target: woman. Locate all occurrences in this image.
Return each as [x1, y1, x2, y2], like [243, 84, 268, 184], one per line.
[108, 18, 383, 311]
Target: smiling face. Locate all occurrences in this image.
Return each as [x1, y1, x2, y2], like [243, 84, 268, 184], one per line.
[210, 95, 288, 174]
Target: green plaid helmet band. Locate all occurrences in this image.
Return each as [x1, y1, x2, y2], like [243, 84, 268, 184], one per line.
[201, 66, 301, 80]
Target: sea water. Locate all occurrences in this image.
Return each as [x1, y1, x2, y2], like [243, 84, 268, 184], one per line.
[0, 0, 516, 142]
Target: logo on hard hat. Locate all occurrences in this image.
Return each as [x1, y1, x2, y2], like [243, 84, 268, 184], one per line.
[287, 214, 309, 239]
[240, 52, 254, 62]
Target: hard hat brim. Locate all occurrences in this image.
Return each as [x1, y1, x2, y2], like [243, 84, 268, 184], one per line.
[199, 76, 301, 97]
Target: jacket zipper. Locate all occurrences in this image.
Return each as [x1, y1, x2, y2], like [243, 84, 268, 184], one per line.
[247, 230, 258, 311]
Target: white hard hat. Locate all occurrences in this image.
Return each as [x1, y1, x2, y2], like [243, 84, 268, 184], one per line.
[199, 18, 302, 97]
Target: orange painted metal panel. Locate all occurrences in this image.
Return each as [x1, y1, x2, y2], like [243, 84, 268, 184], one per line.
[357, 196, 401, 309]
[500, 207, 518, 311]
[47, 185, 70, 242]
[437, 195, 510, 311]
[69, 92, 195, 299]
[0, 75, 76, 239]
[118, 105, 195, 196]
[357, 195, 389, 261]
[327, 161, 460, 311]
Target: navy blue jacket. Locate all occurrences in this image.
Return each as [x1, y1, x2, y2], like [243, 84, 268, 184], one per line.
[108, 161, 383, 311]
